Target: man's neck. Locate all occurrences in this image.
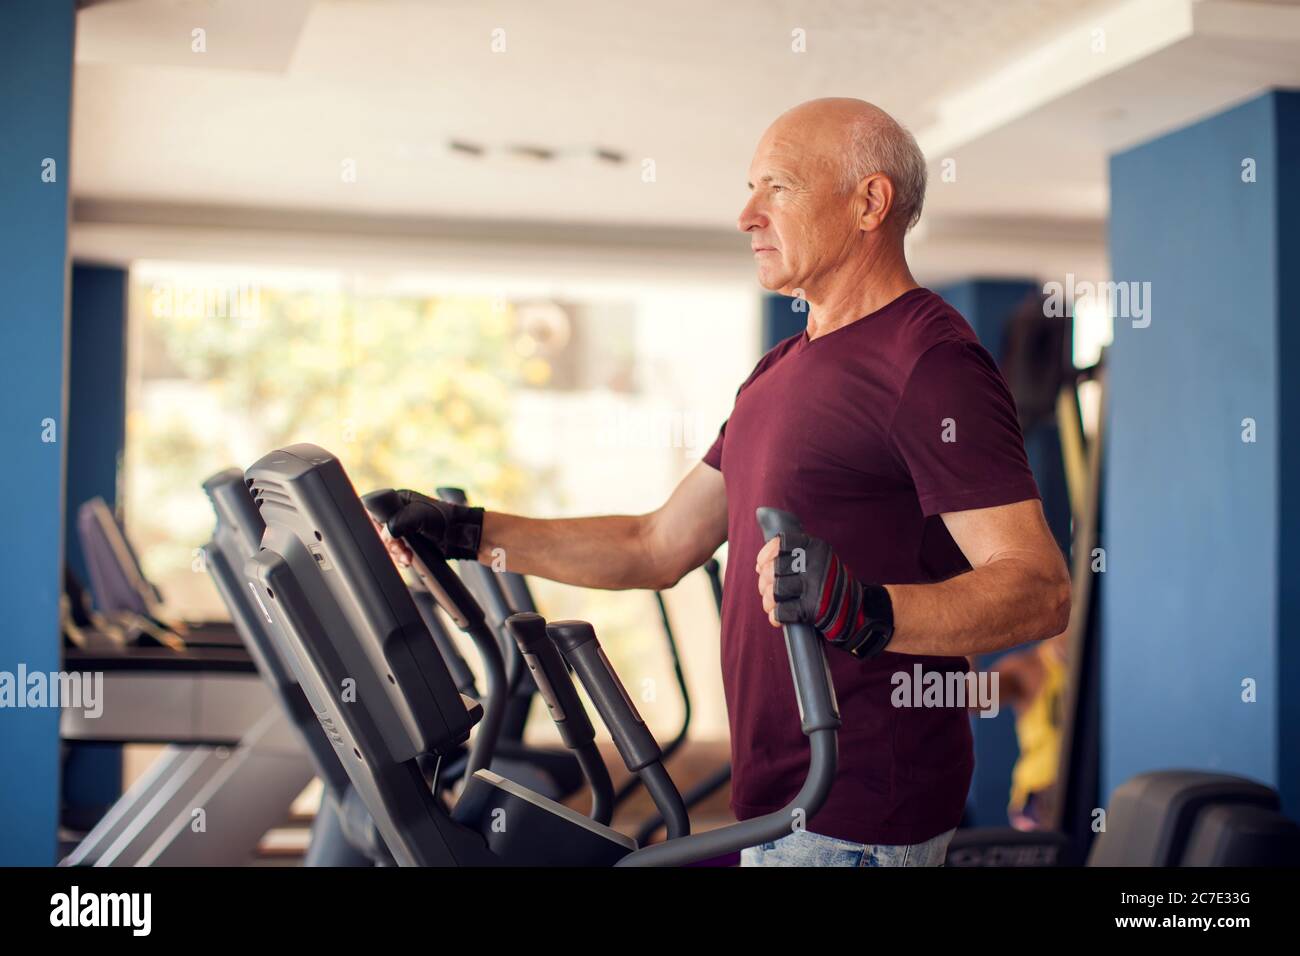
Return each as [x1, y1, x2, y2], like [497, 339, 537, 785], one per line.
[802, 242, 919, 341]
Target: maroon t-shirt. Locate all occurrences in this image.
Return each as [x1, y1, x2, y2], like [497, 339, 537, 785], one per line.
[703, 287, 1040, 845]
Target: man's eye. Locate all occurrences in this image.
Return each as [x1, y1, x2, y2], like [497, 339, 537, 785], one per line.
[771, 184, 784, 192]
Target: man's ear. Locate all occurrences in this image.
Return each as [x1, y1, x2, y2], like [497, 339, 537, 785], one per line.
[858, 172, 895, 233]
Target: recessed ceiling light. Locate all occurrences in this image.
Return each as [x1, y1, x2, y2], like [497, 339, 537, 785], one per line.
[504, 144, 557, 162]
[444, 139, 628, 166]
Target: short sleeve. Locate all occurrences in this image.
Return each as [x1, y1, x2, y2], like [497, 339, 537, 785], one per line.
[890, 340, 1040, 516]
[703, 422, 726, 471]
[701, 334, 802, 473]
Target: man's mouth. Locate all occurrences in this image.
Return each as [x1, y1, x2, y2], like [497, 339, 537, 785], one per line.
[752, 246, 777, 255]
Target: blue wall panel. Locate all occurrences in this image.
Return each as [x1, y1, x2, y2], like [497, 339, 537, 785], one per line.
[0, 0, 77, 864]
[762, 292, 804, 350]
[1106, 90, 1298, 815]
[1274, 92, 1300, 821]
[63, 264, 129, 822]
[66, 264, 128, 586]
[934, 279, 1038, 368]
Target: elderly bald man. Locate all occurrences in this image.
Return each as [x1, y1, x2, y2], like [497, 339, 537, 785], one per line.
[381, 98, 1070, 867]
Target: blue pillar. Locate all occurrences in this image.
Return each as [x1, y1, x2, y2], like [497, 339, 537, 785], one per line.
[762, 293, 803, 350]
[63, 264, 129, 824]
[936, 281, 1072, 556]
[934, 279, 1039, 368]
[0, 1, 77, 864]
[769, 280, 1040, 362]
[67, 265, 128, 586]
[1106, 90, 1300, 817]
[767, 282, 1039, 363]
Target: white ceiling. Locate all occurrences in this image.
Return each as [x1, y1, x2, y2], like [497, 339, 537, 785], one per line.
[69, 0, 1300, 282]
[72, 0, 1121, 225]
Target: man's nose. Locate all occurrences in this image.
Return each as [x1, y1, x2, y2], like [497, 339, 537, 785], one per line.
[737, 195, 765, 233]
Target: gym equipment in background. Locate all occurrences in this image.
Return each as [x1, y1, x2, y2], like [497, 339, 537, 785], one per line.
[427, 487, 584, 802]
[1088, 770, 1300, 866]
[74, 496, 242, 649]
[78, 497, 170, 625]
[63, 489, 313, 867]
[74, 497, 183, 650]
[627, 558, 734, 847]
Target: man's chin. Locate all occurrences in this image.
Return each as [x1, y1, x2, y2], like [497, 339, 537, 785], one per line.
[754, 269, 791, 292]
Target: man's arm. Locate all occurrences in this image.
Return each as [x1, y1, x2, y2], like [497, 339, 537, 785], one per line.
[756, 497, 1070, 657]
[471, 461, 728, 592]
[883, 498, 1071, 656]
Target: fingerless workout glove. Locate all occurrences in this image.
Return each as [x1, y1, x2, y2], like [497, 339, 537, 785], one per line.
[386, 489, 484, 561]
[770, 529, 895, 659]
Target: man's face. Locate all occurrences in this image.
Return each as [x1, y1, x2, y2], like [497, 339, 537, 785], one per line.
[738, 125, 857, 295]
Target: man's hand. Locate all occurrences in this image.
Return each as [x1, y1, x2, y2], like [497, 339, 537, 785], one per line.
[756, 533, 829, 628]
[756, 528, 893, 658]
[370, 489, 484, 562]
[371, 516, 414, 568]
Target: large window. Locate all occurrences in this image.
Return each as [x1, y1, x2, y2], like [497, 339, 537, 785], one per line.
[124, 260, 758, 739]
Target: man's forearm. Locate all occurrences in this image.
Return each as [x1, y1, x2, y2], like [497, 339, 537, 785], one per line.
[884, 556, 1071, 657]
[477, 511, 669, 591]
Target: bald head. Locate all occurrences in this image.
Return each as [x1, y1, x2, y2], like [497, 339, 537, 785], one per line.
[771, 97, 893, 144]
[765, 98, 927, 231]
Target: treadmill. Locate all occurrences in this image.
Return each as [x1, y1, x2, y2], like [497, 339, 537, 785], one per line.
[60, 496, 314, 867]
[75, 496, 241, 648]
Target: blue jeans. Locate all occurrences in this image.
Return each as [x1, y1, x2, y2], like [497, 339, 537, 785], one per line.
[740, 827, 956, 867]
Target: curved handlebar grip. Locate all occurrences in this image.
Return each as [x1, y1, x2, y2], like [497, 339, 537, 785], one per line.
[435, 486, 468, 505]
[546, 620, 663, 773]
[505, 613, 597, 749]
[361, 488, 485, 632]
[411, 586, 479, 696]
[360, 487, 401, 524]
[755, 507, 841, 736]
[431, 487, 529, 695]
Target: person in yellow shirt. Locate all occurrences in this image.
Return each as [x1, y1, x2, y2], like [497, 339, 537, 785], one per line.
[990, 634, 1068, 830]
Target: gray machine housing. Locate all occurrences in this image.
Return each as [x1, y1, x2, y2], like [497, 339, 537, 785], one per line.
[242, 444, 841, 867]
